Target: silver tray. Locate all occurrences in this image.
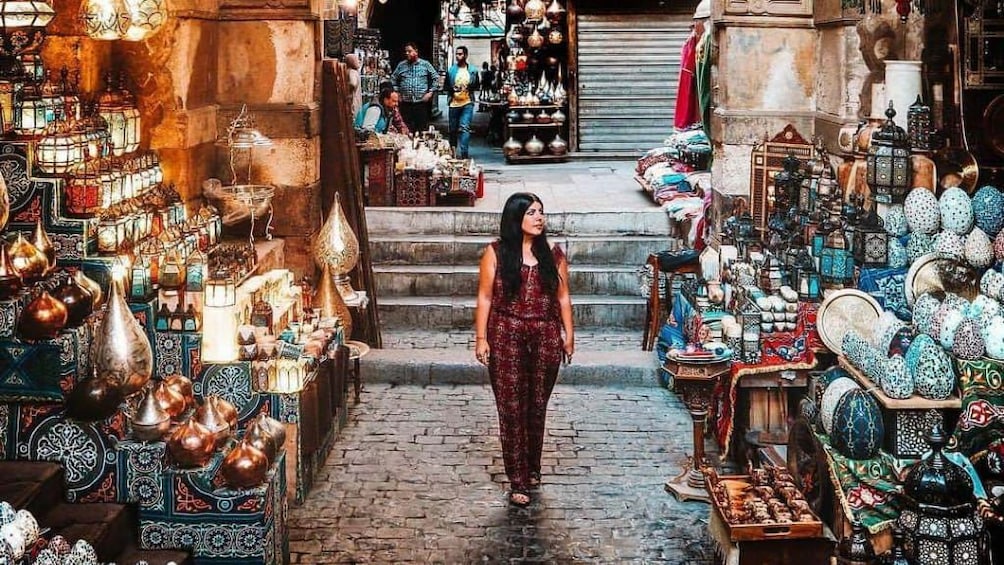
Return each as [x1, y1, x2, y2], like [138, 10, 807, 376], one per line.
[816, 289, 883, 354]
[904, 253, 945, 306]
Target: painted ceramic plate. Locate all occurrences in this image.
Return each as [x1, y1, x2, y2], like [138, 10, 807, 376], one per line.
[666, 350, 732, 364]
[817, 289, 883, 354]
[345, 340, 371, 360]
[905, 252, 945, 306]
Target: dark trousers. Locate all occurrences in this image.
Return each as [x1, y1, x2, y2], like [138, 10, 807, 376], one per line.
[487, 314, 562, 491]
[400, 100, 430, 135]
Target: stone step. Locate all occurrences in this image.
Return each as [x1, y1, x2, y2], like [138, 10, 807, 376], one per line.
[0, 461, 64, 520]
[378, 294, 646, 329]
[381, 328, 644, 351]
[43, 502, 136, 563]
[374, 264, 642, 297]
[114, 544, 194, 565]
[369, 234, 669, 267]
[365, 208, 671, 237]
[360, 348, 660, 387]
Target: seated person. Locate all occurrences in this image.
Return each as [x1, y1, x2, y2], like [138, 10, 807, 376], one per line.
[354, 86, 400, 134]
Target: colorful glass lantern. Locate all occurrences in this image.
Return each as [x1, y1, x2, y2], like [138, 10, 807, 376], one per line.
[820, 217, 854, 288]
[122, 0, 166, 41]
[36, 119, 85, 174]
[185, 248, 206, 292]
[80, 0, 131, 40]
[896, 422, 990, 565]
[129, 255, 153, 300]
[0, 59, 23, 134]
[97, 156, 121, 207]
[867, 102, 913, 204]
[760, 254, 784, 292]
[158, 248, 185, 291]
[97, 74, 141, 156]
[908, 95, 932, 153]
[13, 80, 47, 135]
[798, 268, 821, 301]
[0, 0, 54, 59]
[65, 160, 103, 218]
[852, 209, 888, 266]
[97, 212, 128, 254]
[38, 69, 61, 123]
[138, 237, 162, 287]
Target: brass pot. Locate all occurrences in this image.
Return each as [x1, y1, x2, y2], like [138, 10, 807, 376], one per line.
[8, 234, 47, 284]
[93, 275, 153, 397]
[153, 380, 187, 420]
[73, 270, 103, 310]
[32, 219, 55, 274]
[166, 419, 216, 468]
[0, 245, 21, 300]
[524, 135, 545, 156]
[548, 133, 568, 156]
[527, 28, 545, 49]
[221, 439, 269, 489]
[163, 374, 194, 412]
[194, 396, 231, 449]
[251, 412, 287, 451]
[65, 375, 123, 423]
[503, 136, 523, 158]
[548, 28, 564, 45]
[132, 387, 171, 441]
[18, 291, 67, 342]
[243, 420, 278, 464]
[51, 274, 93, 328]
[210, 396, 239, 432]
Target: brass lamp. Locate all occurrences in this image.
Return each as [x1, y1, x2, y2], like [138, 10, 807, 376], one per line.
[867, 102, 913, 204]
[0, 0, 54, 58]
[80, 0, 131, 40]
[122, 0, 166, 41]
[35, 118, 85, 175]
[13, 80, 47, 135]
[820, 210, 854, 288]
[97, 73, 141, 156]
[313, 193, 360, 301]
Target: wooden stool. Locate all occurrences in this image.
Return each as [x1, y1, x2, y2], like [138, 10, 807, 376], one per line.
[642, 253, 701, 351]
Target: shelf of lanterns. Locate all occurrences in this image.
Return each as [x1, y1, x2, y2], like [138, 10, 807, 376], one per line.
[501, 0, 569, 164]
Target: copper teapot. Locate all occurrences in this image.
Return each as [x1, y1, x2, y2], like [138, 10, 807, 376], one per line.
[132, 387, 171, 441]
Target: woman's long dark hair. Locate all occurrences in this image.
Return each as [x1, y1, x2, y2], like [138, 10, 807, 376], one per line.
[497, 192, 559, 299]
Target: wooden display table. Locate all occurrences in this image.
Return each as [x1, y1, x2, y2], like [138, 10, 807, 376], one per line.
[708, 504, 836, 565]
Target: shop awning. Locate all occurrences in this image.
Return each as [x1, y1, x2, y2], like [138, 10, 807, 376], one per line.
[453, 23, 504, 38]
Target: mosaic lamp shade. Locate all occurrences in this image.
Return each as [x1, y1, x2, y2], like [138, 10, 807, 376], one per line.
[852, 208, 888, 267]
[122, 0, 166, 41]
[867, 102, 913, 204]
[79, 0, 130, 40]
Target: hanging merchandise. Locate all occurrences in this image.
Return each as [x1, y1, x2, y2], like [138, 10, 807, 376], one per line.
[313, 193, 360, 301]
[122, 0, 167, 41]
[80, 0, 132, 40]
[92, 268, 154, 396]
[523, 0, 545, 20]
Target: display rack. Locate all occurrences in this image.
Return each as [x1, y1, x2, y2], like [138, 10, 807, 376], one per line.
[503, 104, 569, 163]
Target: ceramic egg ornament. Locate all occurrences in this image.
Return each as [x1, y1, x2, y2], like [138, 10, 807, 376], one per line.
[884, 205, 910, 237]
[881, 354, 914, 399]
[971, 185, 1004, 237]
[911, 338, 957, 400]
[935, 230, 966, 261]
[953, 318, 987, 359]
[981, 269, 1004, 300]
[820, 376, 861, 435]
[939, 187, 975, 235]
[907, 233, 935, 262]
[904, 187, 941, 234]
[912, 293, 941, 337]
[831, 388, 884, 460]
[965, 227, 995, 269]
[982, 315, 1004, 360]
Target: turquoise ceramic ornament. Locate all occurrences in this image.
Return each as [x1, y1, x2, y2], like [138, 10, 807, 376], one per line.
[906, 333, 938, 375]
[907, 233, 936, 262]
[935, 231, 966, 261]
[888, 238, 908, 268]
[982, 315, 1004, 360]
[904, 188, 941, 235]
[912, 339, 957, 400]
[939, 187, 975, 235]
[981, 269, 1004, 301]
[875, 311, 906, 353]
[939, 308, 967, 349]
[970, 294, 1001, 329]
[884, 205, 909, 237]
[965, 227, 995, 269]
[912, 293, 942, 337]
[820, 376, 861, 435]
[831, 388, 884, 460]
[881, 354, 914, 399]
[971, 185, 1004, 237]
[842, 330, 873, 366]
[953, 318, 986, 360]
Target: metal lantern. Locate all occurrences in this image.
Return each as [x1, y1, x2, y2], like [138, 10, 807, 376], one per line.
[820, 215, 854, 288]
[13, 80, 47, 135]
[97, 212, 128, 254]
[908, 95, 932, 153]
[202, 269, 238, 363]
[65, 160, 103, 218]
[97, 74, 141, 156]
[186, 248, 206, 292]
[736, 293, 762, 364]
[36, 119, 85, 174]
[0, 59, 22, 134]
[896, 422, 990, 565]
[129, 256, 153, 300]
[798, 269, 821, 301]
[773, 153, 802, 211]
[59, 67, 81, 121]
[0, 0, 54, 58]
[760, 254, 784, 292]
[38, 69, 61, 123]
[159, 248, 185, 291]
[80, 0, 131, 40]
[18, 53, 41, 81]
[205, 270, 236, 308]
[866, 102, 913, 204]
[852, 209, 888, 267]
[122, 0, 166, 41]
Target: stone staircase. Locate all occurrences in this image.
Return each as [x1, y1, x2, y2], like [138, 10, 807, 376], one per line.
[365, 205, 672, 386]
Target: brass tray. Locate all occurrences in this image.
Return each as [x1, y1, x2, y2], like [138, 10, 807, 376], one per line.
[816, 289, 883, 354]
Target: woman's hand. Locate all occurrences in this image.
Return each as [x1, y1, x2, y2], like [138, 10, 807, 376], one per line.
[476, 339, 491, 366]
[562, 337, 574, 365]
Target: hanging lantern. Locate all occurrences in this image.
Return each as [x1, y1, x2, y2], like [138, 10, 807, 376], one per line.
[896, 421, 990, 564]
[866, 102, 913, 204]
[38, 69, 61, 123]
[65, 161, 103, 218]
[158, 248, 185, 291]
[122, 0, 166, 41]
[59, 67, 81, 121]
[759, 254, 784, 292]
[545, 0, 565, 22]
[129, 255, 153, 301]
[13, 81, 47, 135]
[797, 268, 821, 301]
[820, 213, 854, 288]
[524, 0, 545, 20]
[97, 73, 141, 156]
[138, 237, 162, 288]
[313, 193, 360, 301]
[908, 95, 932, 153]
[0, 0, 54, 59]
[0, 59, 23, 134]
[35, 118, 85, 174]
[852, 209, 888, 266]
[185, 247, 206, 292]
[96, 211, 128, 255]
[80, 0, 131, 40]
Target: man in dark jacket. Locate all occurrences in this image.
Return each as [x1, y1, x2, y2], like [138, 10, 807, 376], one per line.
[444, 45, 480, 159]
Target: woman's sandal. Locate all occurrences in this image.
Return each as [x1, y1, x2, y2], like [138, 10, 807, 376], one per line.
[508, 489, 531, 508]
[529, 472, 541, 488]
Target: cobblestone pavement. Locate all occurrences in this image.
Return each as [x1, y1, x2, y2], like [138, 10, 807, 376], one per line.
[288, 383, 716, 564]
[381, 329, 644, 352]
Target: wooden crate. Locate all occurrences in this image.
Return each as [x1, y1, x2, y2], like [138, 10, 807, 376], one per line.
[707, 474, 825, 542]
[394, 169, 436, 207]
[359, 147, 396, 206]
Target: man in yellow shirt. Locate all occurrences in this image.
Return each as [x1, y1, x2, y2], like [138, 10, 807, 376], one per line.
[444, 45, 480, 159]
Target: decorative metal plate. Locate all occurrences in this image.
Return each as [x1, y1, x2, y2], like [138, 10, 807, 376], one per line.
[816, 289, 883, 354]
[904, 252, 945, 306]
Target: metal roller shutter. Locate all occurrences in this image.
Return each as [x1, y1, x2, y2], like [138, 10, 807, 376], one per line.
[576, 13, 692, 154]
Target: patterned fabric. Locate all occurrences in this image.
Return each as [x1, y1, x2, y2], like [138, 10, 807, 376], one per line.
[817, 431, 907, 533]
[391, 58, 438, 102]
[486, 243, 565, 491]
[952, 357, 1004, 457]
[858, 265, 910, 320]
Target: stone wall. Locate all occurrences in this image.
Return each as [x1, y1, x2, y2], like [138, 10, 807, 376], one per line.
[710, 0, 926, 196]
[40, 0, 323, 277]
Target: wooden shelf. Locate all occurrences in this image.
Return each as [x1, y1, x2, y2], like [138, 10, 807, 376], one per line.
[837, 356, 961, 409]
[507, 104, 565, 110]
[505, 153, 569, 163]
[506, 122, 561, 128]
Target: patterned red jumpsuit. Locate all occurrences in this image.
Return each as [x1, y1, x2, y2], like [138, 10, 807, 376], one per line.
[487, 242, 565, 492]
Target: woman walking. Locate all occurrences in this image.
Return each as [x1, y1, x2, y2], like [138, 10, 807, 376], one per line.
[474, 193, 574, 507]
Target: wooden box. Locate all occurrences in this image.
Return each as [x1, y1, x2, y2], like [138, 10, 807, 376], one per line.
[360, 147, 396, 206]
[394, 169, 435, 207]
[707, 474, 825, 542]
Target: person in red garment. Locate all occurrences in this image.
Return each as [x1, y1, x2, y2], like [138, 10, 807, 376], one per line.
[674, 0, 710, 130]
[474, 193, 574, 508]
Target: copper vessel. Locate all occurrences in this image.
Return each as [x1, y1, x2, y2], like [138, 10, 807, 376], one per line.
[93, 274, 153, 396]
[244, 418, 278, 464]
[32, 218, 55, 273]
[132, 387, 171, 441]
[251, 412, 287, 451]
[65, 374, 123, 422]
[51, 274, 93, 328]
[73, 270, 103, 309]
[209, 395, 239, 432]
[18, 291, 68, 341]
[8, 233, 48, 283]
[0, 245, 21, 300]
[221, 439, 269, 489]
[163, 374, 194, 412]
[194, 396, 231, 449]
[166, 419, 216, 468]
[153, 380, 187, 420]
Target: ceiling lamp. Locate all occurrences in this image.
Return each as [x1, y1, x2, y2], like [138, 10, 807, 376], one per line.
[80, 0, 131, 40]
[123, 0, 166, 41]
